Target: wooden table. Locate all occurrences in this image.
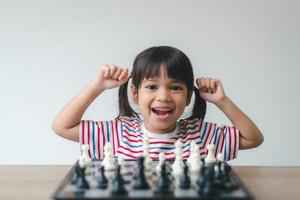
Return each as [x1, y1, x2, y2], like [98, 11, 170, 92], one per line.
[0, 166, 299, 200]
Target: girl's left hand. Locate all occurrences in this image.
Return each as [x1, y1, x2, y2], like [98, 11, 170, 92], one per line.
[196, 77, 226, 106]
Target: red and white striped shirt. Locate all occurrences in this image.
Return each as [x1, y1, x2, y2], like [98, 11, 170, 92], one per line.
[79, 117, 239, 161]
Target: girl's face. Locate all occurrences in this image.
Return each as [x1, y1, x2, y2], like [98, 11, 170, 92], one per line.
[131, 66, 191, 134]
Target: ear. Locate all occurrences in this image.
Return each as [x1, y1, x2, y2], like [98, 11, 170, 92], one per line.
[131, 84, 138, 104]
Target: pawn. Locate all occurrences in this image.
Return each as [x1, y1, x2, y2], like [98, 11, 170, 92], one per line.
[179, 162, 191, 189]
[96, 165, 108, 189]
[111, 164, 127, 195]
[214, 153, 225, 183]
[221, 163, 238, 190]
[132, 156, 150, 190]
[155, 162, 172, 194]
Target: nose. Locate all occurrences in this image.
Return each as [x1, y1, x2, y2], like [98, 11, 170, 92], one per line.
[157, 88, 171, 102]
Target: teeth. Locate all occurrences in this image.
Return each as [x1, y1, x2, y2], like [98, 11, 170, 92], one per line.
[153, 108, 172, 111]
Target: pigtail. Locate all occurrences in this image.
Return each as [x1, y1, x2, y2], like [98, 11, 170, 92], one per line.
[187, 86, 206, 120]
[117, 80, 139, 119]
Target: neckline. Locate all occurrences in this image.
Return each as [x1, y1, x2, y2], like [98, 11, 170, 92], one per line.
[141, 122, 179, 139]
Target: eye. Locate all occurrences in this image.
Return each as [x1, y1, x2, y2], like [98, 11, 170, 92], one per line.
[170, 85, 183, 91]
[145, 85, 157, 90]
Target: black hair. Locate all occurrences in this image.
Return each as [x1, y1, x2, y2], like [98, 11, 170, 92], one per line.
[117, 46, 206, 120]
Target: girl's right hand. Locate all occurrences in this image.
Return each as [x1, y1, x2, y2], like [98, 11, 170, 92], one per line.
[93, 64, 130, 90]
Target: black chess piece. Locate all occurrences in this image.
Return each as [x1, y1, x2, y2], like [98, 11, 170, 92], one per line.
[214, 160, 224, 188]
[71, 164, 80, 185]
[111, 164, 127, 195]
[221, 163, 238, 190]
[155, 161, 172, 195]
[179, 162, 191, 189]
[132, 156, 150, 189]
[197, 164, 215, 195]
[97, 165, 108, 189]
[74, 165, 89, 189]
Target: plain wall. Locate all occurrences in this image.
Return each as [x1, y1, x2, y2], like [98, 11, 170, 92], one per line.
[0, 0, 299, 165]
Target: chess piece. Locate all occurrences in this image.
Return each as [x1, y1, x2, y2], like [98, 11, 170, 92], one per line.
[142, 137, 152, 171]
[75, 165, 89, 189]
[79, 144, 91, 168]
[221, 162, 238, 190]
[71, 164, 80, 185]
[96, 165, 108, 189]
[197, 165, 215, 195]
[102, 142, 115, 170]
[132, 156, 150, 189]
[156, 152, 165, 173]
[204, 144, 216, 164]
[179, 162, 191, 189]
[117, 155, 127, 175]
[172, 139, 184, 176]
[214, 153, 225, 184]
[187, 140, 202, 173]
[111, 164, 127, 195]
[155, 162, 172, 194]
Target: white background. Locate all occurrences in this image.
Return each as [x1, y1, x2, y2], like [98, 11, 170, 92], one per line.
[0, 0, 299, 165]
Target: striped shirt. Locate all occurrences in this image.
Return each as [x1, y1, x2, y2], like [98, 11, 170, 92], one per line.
[79, 117, 239, 161]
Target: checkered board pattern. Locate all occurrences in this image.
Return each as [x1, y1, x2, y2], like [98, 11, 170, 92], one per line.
[52, 159, 253, 200]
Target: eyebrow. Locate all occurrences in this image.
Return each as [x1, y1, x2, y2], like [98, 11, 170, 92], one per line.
[143, 78, 185, 84]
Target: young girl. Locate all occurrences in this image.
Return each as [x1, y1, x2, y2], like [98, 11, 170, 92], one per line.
[52, 46, 263, 161]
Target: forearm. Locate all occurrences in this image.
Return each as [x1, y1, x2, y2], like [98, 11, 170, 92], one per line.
[216, 96, 264, 149]
[52, 81, 103, 132]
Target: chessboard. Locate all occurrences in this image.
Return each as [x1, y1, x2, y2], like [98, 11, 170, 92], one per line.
[52, 158, 254, 200]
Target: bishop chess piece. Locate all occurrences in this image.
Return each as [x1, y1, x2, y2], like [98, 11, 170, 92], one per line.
[132, 156, 150, 190]
[96, 165, 108, 189]
[111, 164, 127, 195]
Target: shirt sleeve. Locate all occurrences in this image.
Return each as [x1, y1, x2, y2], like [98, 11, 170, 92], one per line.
[79, 119, 122, 159]
[199, 121, 240, 160]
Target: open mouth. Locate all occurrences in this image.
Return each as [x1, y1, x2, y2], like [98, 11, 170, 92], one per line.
[151, 107, 174, 120]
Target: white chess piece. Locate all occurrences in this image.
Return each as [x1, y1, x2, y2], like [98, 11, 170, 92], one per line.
[172, 139, 184, 176]
[142, 137, 152, 170]
[102, 142, 115, 170]
[156, 152, 165, 173]
[79, 144, 92, 168]
[187, 140, 202, 172]
[205, 144, 216, 164]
